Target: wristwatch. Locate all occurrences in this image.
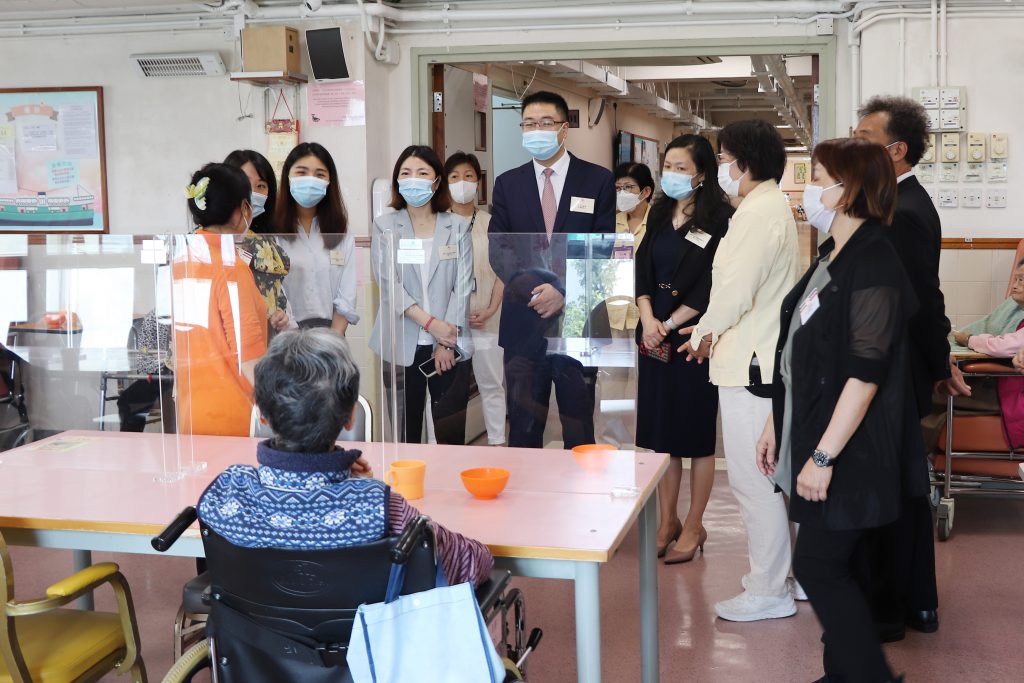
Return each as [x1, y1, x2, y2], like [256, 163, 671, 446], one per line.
[811, 449, 836, 468]
[663, 317, 680, 331]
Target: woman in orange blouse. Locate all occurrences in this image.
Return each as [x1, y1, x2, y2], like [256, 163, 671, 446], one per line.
[174, 163, 268, 436]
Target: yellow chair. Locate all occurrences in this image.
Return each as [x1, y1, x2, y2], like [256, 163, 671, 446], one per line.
[0, 532, 147, 682]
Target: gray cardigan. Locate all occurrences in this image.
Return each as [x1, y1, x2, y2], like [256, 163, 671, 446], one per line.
[368, 209, 474, 366]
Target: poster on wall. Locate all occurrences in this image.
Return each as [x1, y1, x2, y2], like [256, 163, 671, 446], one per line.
[633, 134, 661, 186]
[307, 80, 365, 127]
[0, 87, 108, 234]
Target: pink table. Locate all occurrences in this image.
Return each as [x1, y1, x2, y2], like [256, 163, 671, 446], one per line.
[0, 431, 668, 683]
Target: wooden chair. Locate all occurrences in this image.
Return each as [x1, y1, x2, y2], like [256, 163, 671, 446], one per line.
[0, 531, 147, 682]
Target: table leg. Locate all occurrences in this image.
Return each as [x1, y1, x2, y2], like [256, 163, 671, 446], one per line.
[574, 561, 601, 683]
[638, 493, 660, 683]
[72, 549, 95, 610]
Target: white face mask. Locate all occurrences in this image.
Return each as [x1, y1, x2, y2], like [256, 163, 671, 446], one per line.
[449, 180, 478, 205]
[616, 190, 642, 213]
[803, 182, 842, 234]
[718, 160, 746, 198]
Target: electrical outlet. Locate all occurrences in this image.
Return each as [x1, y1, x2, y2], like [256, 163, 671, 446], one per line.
[961, 189, 982, 208]
[926, 110, 940, 131]
[939, 162, 959, 183]
[990, 133, 1009, 159]
[918, 163, 936, 184]
[917, 88, 940, 108]
[940, 87, 962, 108]
[938, 189, 958, 208]
[967, 133, 986, 162]
[987, 161, 1008, 182]
[963, 162, 984, 183]
[986, 189, 1007, 208]
[941, 133, 960, 162]
[940, 109, 962, 130]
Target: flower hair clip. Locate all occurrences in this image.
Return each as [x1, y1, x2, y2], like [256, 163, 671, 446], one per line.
[184, 176, 211, 210]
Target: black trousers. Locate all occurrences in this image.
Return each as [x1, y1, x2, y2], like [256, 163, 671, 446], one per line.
[864, 495, 939, 621]
[794, 526, 896, 683]
[384, 345, 470, 445]
[503, 350, 594, 449]
[117, 377, 175, 433]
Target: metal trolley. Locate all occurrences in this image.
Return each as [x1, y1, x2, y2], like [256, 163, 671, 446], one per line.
[931, 356, 1024, 541]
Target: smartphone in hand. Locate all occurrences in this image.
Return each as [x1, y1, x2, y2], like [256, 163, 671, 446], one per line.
[418, 346, 465, 378]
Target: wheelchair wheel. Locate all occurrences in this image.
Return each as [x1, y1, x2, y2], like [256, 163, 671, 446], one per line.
[936, 500, 953, 542]
[161, 639, 209, 683]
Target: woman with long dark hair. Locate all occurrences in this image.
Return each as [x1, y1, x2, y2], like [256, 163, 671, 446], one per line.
[224, 149, 290, 335]
[634, 134, 734, 564]
[274, 142, 358, 336]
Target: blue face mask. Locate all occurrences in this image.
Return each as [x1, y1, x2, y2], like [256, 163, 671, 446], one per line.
[522, 130, 562, 161]
[661, 172, 698, 200]
[250, 192, 267, 219]
[399, 178, 437, 208]
[289, 176, 328, 208]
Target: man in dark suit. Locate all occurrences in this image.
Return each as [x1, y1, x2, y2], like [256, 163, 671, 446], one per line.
[488, 90, 615, 448]
[854, 95, 971, 639]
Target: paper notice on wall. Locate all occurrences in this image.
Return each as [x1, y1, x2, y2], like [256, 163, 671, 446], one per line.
[473, 73, 489, 113]
[0, 124, 15, 193]
[267, 130, 299, 180]
[47, 160, 79, 189]
[18, 121, 57, 152]
[307, 80, 365, 127]
[58, 103, 99, 158]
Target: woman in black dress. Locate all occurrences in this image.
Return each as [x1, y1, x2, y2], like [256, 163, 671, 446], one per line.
[635, 134, 734, 564]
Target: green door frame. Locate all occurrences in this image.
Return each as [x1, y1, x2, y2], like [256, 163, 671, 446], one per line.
[411, 36, 837, 145]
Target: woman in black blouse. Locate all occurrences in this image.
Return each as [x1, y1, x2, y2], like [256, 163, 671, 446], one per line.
[635, 134, 734, 564]
[757, 137, 921, 683]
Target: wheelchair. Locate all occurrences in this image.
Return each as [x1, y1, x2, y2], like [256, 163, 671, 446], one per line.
[152, 507, 541, 683]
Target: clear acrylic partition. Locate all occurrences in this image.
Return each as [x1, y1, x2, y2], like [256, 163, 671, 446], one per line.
[0, 234, 179, 477]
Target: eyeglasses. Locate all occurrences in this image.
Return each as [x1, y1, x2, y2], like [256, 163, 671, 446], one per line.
[520, 118, 566, 132]
[615, 184, 641, 193]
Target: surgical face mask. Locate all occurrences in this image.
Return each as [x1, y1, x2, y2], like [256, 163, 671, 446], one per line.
[616, 190, 642, 213]
[803, 182, 842, 234]
[717, 160, 746, 198]
[250, 192, 267, 220]
[449, 180, 478, 205]
[399, 178, 437, 208]
[522, 130, 562, 161]
[660, 172, 697, 200]
[289, 176, 328, 208]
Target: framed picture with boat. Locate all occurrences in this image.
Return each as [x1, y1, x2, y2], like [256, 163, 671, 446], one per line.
[0, 86, 108, 234]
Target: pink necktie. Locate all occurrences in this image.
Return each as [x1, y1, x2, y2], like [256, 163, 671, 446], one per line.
[541, 168, 556, 237]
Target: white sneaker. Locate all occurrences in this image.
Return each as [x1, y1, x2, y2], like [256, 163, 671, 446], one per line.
[787, 577, 809, 601]
[714, 590, 797, 622]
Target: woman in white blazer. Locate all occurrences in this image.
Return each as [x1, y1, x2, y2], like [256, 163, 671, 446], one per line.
[369, 145, 474, 445]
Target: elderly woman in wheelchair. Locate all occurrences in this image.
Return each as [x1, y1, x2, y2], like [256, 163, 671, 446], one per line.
[156, 329, 537, 682]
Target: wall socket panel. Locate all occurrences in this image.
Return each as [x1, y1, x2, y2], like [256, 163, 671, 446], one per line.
[986, 189, 1007, 208]
[939, 162, 960, 183]
[961, 189, 982, 208]
[938, 189, 958, 208]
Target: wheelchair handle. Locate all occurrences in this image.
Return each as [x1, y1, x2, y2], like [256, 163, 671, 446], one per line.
[391, 515, 430, 564]
[151, 506, 198, 552]
[514, 628, 543, 670]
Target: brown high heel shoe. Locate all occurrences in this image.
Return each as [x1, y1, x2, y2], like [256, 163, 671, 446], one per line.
[656, 520, 683, 558]
[664, 527, 708, 565]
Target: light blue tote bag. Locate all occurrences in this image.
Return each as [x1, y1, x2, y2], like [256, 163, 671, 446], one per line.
[347, 561, 505, 683]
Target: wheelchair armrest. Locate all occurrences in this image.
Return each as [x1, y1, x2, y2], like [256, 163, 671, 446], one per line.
[475, 569, 512, 614]
[961, 360, 1018, 375]
[391, 515, 431, 565]
[152, 506, 198, 552]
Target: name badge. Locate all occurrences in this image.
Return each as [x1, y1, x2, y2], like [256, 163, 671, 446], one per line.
[613, 245, 633, 260]
[685, 229, 712, 249]
[570, 196, 595, 214]
[799, 288, 821, 324]
[329, 249, 346, 266]
[439, 244, 459, 260]
[399, 238, 423, 250]
[397, 249, 426, 265]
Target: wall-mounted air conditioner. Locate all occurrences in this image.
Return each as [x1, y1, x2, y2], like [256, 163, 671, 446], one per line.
[130, 52, 226, 78]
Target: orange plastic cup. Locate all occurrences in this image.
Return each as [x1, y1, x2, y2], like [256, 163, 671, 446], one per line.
[385, 459, 426, 500]
[460, 467, 510, 500]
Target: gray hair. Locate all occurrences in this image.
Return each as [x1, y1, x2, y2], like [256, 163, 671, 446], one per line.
[253, 329, 360, 453]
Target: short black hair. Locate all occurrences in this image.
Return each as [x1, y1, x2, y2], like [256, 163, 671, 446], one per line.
[614, 162, 655, 195]
[223, 149, 278, 234]
[857, 95, 931, 166]
[718, 119, 787, 182]
[444, 151, 482, 178]
[389, 145, 452, 214]
[521, 90, 569, 121]
[186, 162, 250, 228]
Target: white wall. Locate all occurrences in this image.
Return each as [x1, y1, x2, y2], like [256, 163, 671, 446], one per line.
[859, 15, 1024, 238]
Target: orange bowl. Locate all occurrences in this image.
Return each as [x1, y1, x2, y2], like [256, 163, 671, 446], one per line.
[572, 443, 615, 472]
[460, 467, 510, 500]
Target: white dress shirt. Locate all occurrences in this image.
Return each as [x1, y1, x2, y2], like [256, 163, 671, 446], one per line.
[276, 217, 360, 326]
[532, 150, 571, 210]
[897, 169, 915, 184]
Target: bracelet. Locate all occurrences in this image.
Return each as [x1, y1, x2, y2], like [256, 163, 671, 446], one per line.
[663, 317, 680, 331]
[423, 316, 435, 332]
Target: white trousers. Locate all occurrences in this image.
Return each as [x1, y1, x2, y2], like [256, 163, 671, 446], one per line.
[719, 386, 792, 598]
[470, 330, 506, 445]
